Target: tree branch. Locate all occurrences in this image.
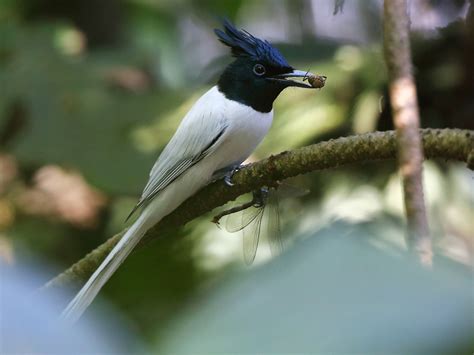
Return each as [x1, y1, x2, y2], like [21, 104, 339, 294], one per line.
[41, 129, 473, 293]
[383, 0, 432, 266]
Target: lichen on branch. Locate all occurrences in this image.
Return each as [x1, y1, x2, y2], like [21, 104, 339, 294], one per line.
[41, 129, 473, 293]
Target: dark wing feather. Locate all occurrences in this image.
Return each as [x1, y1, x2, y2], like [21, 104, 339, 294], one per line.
[126, 126, 227, 221]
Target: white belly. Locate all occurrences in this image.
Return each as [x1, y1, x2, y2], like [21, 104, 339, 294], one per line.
[213, 91, 273, 170]
[142, 87, 273, 227]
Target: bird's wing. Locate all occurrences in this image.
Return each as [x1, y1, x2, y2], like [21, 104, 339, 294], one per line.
[127, 107, 228, 219]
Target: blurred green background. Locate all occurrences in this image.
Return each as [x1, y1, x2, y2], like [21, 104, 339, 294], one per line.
[0, 0, 472, 352]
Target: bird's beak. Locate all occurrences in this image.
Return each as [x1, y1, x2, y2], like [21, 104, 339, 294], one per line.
[269, 69, 325, 89]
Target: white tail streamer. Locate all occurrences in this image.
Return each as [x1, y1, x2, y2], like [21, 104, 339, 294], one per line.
[60, 213, 152, 323]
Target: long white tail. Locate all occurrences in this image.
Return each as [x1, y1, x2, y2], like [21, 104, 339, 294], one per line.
[61, 213, 152, 323]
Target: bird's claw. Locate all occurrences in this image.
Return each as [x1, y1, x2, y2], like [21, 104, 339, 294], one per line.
[223, 166, 241, 187]
[224, 174, 235, 186]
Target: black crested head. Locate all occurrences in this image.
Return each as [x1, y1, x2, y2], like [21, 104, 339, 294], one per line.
[214, 19, 291, 69]
[215, 20, 314, 113]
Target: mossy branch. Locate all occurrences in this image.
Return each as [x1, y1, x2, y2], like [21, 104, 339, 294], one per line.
[41, 128, 473, 293]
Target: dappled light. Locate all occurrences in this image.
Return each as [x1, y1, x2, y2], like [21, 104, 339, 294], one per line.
[19, 165, 107, 228]
[0, 0, 472, 353]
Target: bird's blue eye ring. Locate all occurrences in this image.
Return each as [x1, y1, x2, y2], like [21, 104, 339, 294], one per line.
[253, 64, 266, 76]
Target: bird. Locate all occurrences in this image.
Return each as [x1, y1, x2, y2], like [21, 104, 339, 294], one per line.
[61, 19, 319, 323]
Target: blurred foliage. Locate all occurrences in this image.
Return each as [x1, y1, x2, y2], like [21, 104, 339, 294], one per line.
[158, 222, 473, 353]
[0, 0, 472, 351]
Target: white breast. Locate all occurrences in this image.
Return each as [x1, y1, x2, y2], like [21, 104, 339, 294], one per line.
[139, 86, 273, 226]
[208, 86, 273, 170]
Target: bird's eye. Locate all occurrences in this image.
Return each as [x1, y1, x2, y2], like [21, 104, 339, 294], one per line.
[253, 64, 266, 76]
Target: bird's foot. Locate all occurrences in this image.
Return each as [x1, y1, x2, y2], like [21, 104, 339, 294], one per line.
[223, 166, 241, 187]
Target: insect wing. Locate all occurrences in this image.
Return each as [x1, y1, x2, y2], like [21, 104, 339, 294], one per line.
[242, 205, 264, 265]
[225, 204, 262, 233]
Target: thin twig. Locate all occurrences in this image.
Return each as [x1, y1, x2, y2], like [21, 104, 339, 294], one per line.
[383, 0, 432, 267]
[212, 199, 255, 225]
[40, 129, 473, 293]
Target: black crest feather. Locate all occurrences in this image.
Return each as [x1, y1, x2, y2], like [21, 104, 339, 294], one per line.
[214, 19, 291, 68]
